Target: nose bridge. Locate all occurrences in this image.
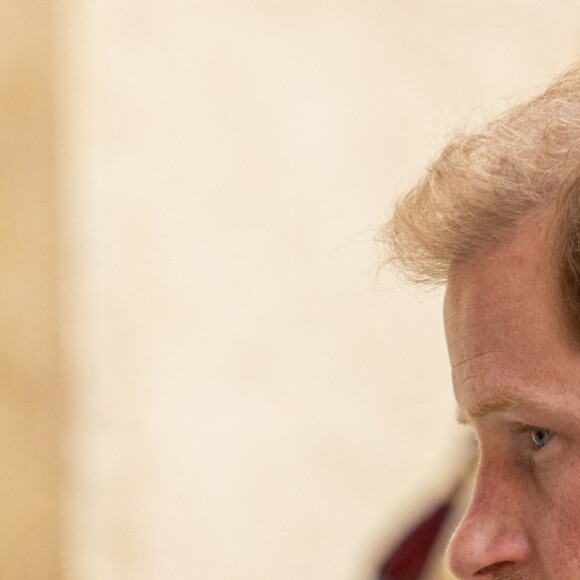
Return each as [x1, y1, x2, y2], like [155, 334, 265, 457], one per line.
[447, 460, 531, 578]
[466, 460, 508, 518]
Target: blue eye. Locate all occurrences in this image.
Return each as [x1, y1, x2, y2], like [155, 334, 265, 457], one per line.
[531, 427, 553, 449]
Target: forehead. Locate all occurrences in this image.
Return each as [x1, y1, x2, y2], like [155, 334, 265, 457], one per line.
[444, 220, 579, 415]
[445, 220, 557, 346]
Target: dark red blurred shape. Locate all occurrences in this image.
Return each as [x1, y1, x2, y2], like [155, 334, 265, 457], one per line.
[378, 501, 451, 580]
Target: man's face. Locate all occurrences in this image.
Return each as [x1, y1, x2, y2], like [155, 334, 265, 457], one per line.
[444, 220, 580, 579]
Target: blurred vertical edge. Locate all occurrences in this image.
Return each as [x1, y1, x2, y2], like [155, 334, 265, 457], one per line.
[0, 0, 63, 577]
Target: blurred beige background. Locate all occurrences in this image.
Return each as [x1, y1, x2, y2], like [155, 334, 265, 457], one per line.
[3, 1, 580, 579]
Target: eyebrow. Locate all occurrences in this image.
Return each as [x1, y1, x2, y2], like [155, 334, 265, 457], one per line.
[455, 394, 529, 425]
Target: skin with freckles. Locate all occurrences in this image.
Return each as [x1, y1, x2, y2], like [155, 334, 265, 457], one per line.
[444, 218, 580, 580]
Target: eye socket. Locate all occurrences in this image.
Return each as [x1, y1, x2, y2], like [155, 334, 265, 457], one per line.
[530, 427, 554, 449]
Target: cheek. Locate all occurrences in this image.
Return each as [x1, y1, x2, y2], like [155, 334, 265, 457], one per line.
[528, 456, 580, 568]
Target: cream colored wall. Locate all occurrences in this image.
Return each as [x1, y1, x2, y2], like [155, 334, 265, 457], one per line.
[56, 2, 580, 580]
